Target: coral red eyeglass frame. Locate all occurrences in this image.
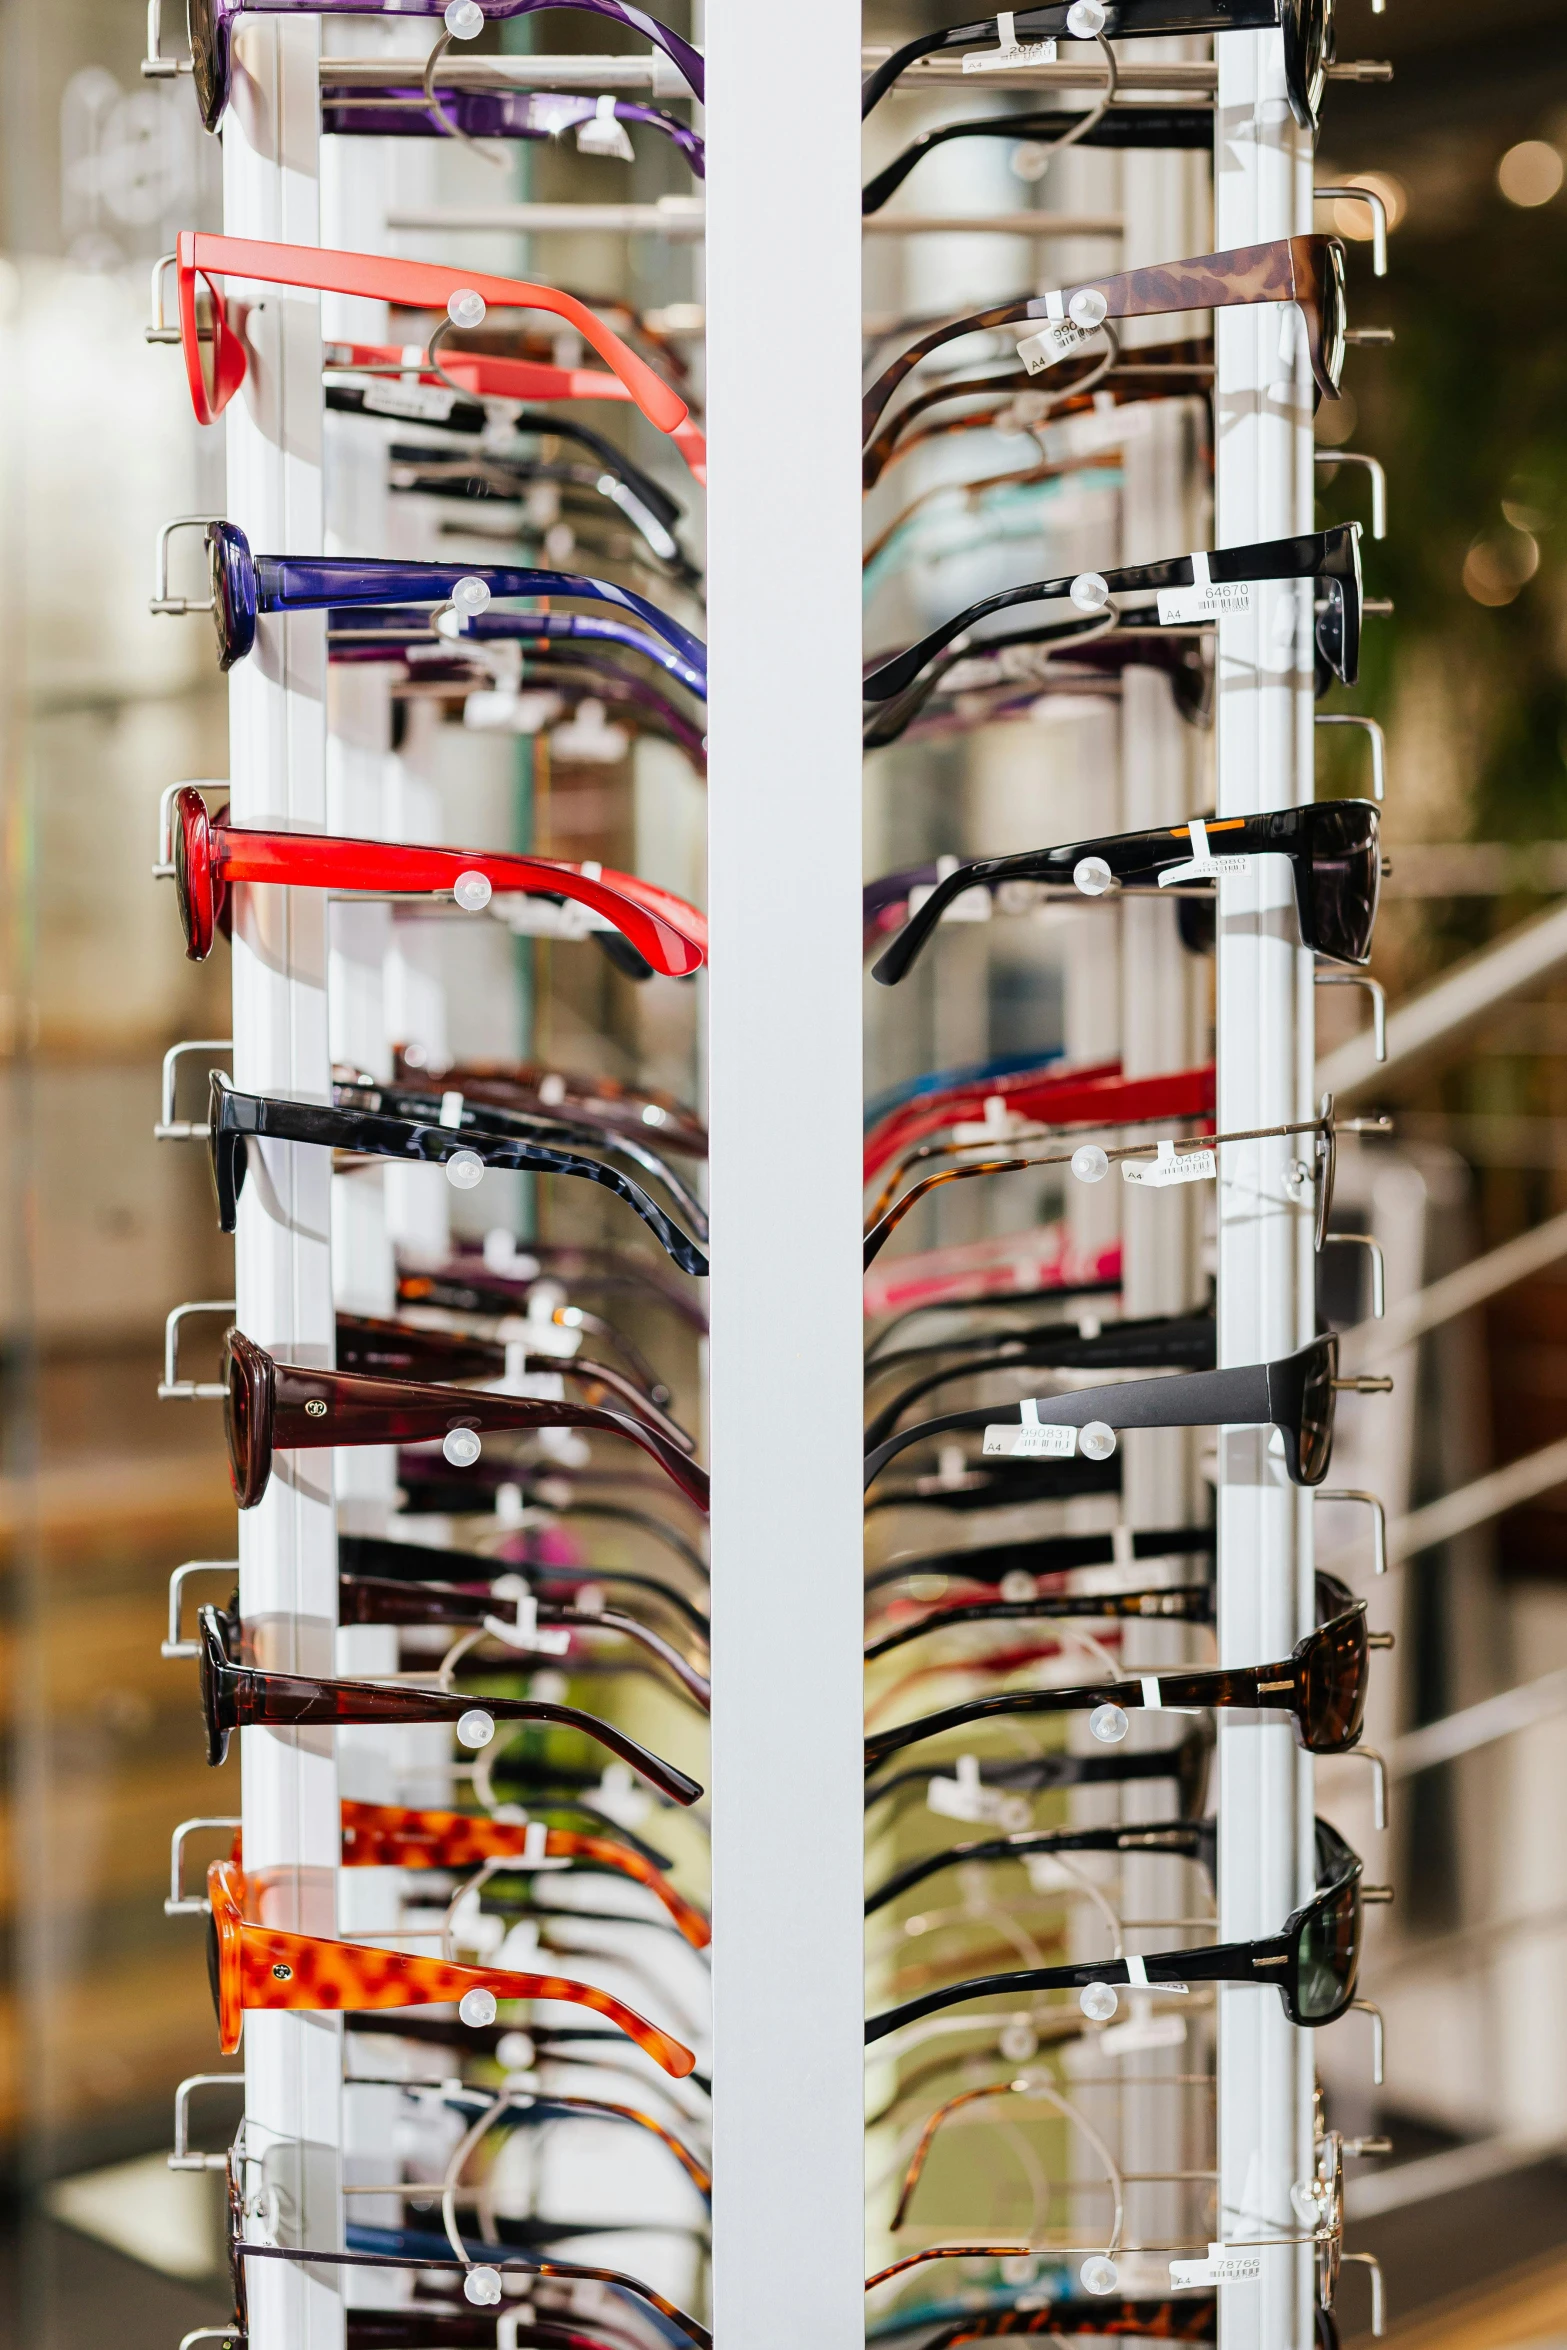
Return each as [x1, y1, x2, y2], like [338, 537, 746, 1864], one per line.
[205, 1857, 695, 2074]
[172, 788, 706, 977]
[170, 232, 688, 437]
[337, 1800, 711, 1950]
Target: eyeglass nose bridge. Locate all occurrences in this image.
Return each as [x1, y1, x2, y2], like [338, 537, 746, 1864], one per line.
[160, 1300, 237, 1400]
[152, 515, 224, 617]
[167, 1814, 242, 1913]
[157, 1038, 233, 1139]
[164, 1560, 240, 1658]
[171, 2072, 244, 2173]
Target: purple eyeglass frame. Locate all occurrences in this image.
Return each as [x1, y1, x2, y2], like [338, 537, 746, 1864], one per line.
[320, 88, 705, 178]
[189, 0, 702, 133]
[325, 605, 707, 700]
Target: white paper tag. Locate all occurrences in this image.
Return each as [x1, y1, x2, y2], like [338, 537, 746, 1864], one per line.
[963, 11, 1057, 69]
[1171, 2248, 1263, 2288]
[439, 1090, 465, 1128]
[927, 1755, 1016, 1825]
[1156, 552, 1256, 625]
[1157, 818, 1253, 889]
[361, 379, 459, 422]
[984, 1398, 1078, 1458]
[1017, 315, 1098, 374]
[1122, 1138, 1218, 1189]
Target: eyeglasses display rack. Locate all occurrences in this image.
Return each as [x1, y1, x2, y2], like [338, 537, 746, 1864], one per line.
[138, 6, 1396, 2350]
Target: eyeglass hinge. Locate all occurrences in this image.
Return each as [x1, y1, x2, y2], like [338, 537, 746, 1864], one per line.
[157, 1037, 232, 1139]
[160, 1301, 236, 1400]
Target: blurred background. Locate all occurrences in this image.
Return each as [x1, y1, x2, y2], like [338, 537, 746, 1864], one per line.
[4, 0, 1567, 2344]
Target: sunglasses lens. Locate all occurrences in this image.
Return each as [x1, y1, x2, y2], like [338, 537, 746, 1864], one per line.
[225, 1339, 251, 1497]
[1297, 1343, 1336, 1486]
[1323, 241, 1348, 396]
[1304, 1608, 1368, 1749]
[1294, 1877, 1360, 2021]
[188, 0, 226, 130]
[1305, 802, 1379, 964]
[206, 1902, 225, 2024]
[193, 277, 221, 417]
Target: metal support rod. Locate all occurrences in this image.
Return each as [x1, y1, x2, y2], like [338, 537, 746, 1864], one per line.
[222, 17, 344, 2346]
[1214, 28, 1314, 2350]
[705, 9, 865, 2346]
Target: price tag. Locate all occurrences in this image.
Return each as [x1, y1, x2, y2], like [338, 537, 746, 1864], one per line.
[1157, 818, 1253, 889]
[984, 1398, 1079, 1458]
[361, 379, 459, 422]
[1122, 1138, 1218, 1189]
[963, 11, 1058, 68]
[1157, 549, 1256, 625]
[1171, 2249, 1263, 2288]
[1017, 314, 1099, 374]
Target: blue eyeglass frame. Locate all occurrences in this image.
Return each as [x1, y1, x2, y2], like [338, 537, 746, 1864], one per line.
[200, 521, 707, 678]
[326, 603, 708, 700]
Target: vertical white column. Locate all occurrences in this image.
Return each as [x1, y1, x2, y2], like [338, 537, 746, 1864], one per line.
[704, 13, 865, 2350]
[1214, 30, 1314, 2350]
[224, 20, 345, 2349]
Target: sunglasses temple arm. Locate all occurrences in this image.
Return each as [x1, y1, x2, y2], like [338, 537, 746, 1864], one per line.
[863, 1682, 1126, 1772]
[865, 1934, 1262, 2044]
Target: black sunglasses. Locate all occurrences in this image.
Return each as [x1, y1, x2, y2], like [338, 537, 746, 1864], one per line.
[867, 1753, 1364, 1917]
[864, 1594, 1386, 1772]
[864, 101, 1212, 216]
[207, 1072, 707, 1275]
[864, 1312, 1215, 1453]
[871, 799, 1380, 989]
[865, 1522, 1215, 1606]
[861, 0, 1334, 135]
[864, 1332, 1394, 1493]
[864, 526, 1364, 705]
[865, 1720, 1214, 1825]
[866, 1818, 1367, 2044]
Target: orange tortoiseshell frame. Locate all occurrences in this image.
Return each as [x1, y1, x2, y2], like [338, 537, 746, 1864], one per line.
[205, 1858, 695, 2074]
[862, 237, 1346, 465]
[338, 1800, 711, 1949]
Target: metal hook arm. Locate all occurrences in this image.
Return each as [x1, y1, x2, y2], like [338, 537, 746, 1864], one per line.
[171, 2073, 245, 2171]
[143, 0, 195, 77]
[1315, 711, 1387, 802]
[166, 1815, 242, 1913]
[1316, 970, 1386, 1064]
[1314, 185, 1390, 277]
[164, 1561, 240, 1659]
[1343, 2250, 1387, 2336]
[155, 782, 226, 878]
[1314, 449, 1388, 539]
[156, 1039, 232, 1139]
[1316, 1490, 1388, 1575]
[1350, 1999, 1385, 2086]
[1352, 1750, 1389, 1832]
[160, 1301, 236, 1400]
[151, 516, 223, 617]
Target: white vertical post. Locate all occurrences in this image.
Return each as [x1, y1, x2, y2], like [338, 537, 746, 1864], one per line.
[1215, 29, 1314, 2350]
[224, 20, 345, 2348]
[704, 12, 866, 2349]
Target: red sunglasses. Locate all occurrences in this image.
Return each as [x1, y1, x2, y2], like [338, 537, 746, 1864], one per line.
[161, 232, 687, 437]
[864, 1059, 1218, 1183]
[170, 788, 706, 977]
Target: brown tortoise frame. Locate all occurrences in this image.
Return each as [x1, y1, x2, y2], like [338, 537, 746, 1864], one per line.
[862, 237, 1347, 462]
[338, 1799, 711, 1947]
[204, 1858, 695, 2073]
